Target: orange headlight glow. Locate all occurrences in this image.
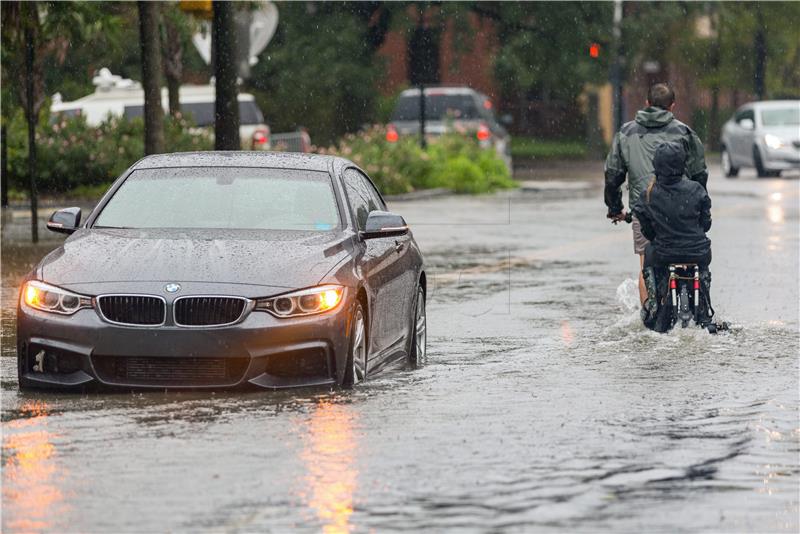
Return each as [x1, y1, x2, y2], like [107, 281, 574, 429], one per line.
[25, 284, 40, 307]
[321, 289, 342, 310]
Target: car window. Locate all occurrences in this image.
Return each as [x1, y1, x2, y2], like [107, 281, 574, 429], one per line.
[343, 169, 383, 231]
[391, 93, 480, 121]
[125, 101, 264, 127]
[94, 168, 340, 231]
[735, 108, 754, 123]
[760, 107, 800, 127]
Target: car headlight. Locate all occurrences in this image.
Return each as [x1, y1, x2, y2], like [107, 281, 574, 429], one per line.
[254, 285, 344, 318]
[22, 280, 93, 315]
[764, 134, 785, 150]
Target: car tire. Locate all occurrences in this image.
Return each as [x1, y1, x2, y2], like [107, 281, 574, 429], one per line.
[408, 285, 426, 367]
[753, 146, 779, 178]
[342, 302, 367, 387]
[721, 147, 739, 178]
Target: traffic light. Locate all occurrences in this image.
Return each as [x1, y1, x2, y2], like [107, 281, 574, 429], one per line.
[589, 43, 600, 59]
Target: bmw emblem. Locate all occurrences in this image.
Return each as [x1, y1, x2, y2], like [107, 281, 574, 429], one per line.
[165, 283, 181, 294]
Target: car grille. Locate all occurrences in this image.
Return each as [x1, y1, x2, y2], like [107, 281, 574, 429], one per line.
[92, 356, 249, 386]
[173, 296, 248, 326]
[98, 295, 165, 326]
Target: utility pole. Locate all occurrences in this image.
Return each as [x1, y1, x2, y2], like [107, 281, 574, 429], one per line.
[418, 84, 426, 149]
[24, 10, 38, 243]
[212, 0, 240, 150]
[611, 0, 625, 132]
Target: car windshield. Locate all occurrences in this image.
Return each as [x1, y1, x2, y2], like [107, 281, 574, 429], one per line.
[391, 93, 481, 121]
[760, 107, 800, 127]
[94, 168, 340, 231]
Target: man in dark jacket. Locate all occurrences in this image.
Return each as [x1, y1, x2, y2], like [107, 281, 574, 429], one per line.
[604, 83, 708, 305]
[633, 141, 712, 320]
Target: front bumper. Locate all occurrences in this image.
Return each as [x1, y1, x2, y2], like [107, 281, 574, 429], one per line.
[763, 146, 800, 170]
[16, 296, 353, 391]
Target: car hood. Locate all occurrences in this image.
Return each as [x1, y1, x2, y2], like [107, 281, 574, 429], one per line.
[762, 126, 800, 142]
[39, 228, 353, 297]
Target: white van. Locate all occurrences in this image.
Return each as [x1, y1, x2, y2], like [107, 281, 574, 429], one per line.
[51, 68, 271, 150]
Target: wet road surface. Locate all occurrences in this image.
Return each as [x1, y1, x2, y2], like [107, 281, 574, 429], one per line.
[2, 164, 798, 532]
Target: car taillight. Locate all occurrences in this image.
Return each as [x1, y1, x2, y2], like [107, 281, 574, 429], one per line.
[476, 123, 491, 141]
[386, 125, 399, 143]
[252, 128, 269, 147]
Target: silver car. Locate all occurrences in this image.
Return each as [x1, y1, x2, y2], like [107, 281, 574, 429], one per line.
[386, 86, 513, 171]
[720, 100, 800, 178]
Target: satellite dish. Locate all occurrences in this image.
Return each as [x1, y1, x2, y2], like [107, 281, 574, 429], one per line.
[192, 22, 212, 65]
[245, 3, 279, 65]
[191, 2, 278, 78]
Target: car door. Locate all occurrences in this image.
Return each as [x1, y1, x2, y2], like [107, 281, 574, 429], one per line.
[343, 169, 412, 363]
[731, 107, 756, 166]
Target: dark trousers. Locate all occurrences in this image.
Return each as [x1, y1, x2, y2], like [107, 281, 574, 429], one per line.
[643, 244, 711, 270]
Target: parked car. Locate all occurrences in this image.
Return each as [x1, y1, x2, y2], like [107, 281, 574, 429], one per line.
[50, 68, 271, 150]
[386, 86, 513, 171]
[17, 152, 426, 390]
[720, 100, 800, 178]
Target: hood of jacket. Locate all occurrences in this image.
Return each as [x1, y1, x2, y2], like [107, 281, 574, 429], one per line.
[653, 141, 686, 183]
[635, 106, 675, 128]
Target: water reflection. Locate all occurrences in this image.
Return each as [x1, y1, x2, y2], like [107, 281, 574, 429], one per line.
[297, 399, 358, 534]
[560, 320, 574, 347]
[2, 401, 67, 532]
[767, 205, 785, 225]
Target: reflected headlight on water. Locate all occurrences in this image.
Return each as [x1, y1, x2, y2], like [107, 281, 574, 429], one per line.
[254, 285, 344, 318]
[22, 280, 93, 315]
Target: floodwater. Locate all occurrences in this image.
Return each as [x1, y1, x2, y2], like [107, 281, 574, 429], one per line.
[2, 164, 798, 532]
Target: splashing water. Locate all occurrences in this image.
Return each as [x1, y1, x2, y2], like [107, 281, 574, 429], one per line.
[616, 278, 640, 312]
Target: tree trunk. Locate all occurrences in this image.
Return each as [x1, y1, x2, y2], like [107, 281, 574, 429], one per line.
[708, 4, 721, 151]
[161, 6, 183, 117]
[212, 0, 240, 150]
[138, 1, 164, 155]
[754, 8, 767, 100]
[24, 2, 38, 243]
[2, 124, 8, 208]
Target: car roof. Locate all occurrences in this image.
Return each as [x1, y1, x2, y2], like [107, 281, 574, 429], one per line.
[133, 151, 346, 172]
[750, 100, 800, 109]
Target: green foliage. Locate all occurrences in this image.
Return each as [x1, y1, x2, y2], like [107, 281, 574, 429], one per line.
[491, 3, 613, 104]
[248, 3, 385, 146]
[321, 126, 516, 195]
[510, 137, 589, 160]
[5, 111, 212, 195]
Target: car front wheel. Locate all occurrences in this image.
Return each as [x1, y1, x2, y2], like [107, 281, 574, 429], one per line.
[343, 302, 367, 387]
[722, 147, 739, 178]
[754, 146, 780, 178]
[408, 286, 426, 367]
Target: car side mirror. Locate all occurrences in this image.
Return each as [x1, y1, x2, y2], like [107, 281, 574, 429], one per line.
[47, 207, 81, 234]
[360, 210, 409, 240]
[500, 114, 514, 126]
[739, 118, 754, 130]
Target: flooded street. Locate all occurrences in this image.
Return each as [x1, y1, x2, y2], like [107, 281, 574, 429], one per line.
[2, 164, 798, 532]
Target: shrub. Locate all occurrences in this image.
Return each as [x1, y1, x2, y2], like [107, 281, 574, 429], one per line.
[321, 126, 516, 195]
[4, 110, 212, 195]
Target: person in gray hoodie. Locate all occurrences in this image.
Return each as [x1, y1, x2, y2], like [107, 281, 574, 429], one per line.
[604, 83, 708, 305]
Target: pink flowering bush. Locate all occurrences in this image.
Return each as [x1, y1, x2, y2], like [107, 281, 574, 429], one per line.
[5, 110, 212, 195]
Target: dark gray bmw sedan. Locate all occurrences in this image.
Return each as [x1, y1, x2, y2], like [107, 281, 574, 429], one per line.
[17, 152, 426, 390]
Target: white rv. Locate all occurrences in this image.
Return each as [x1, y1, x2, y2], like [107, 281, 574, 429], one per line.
[50, 68, 271, 150]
